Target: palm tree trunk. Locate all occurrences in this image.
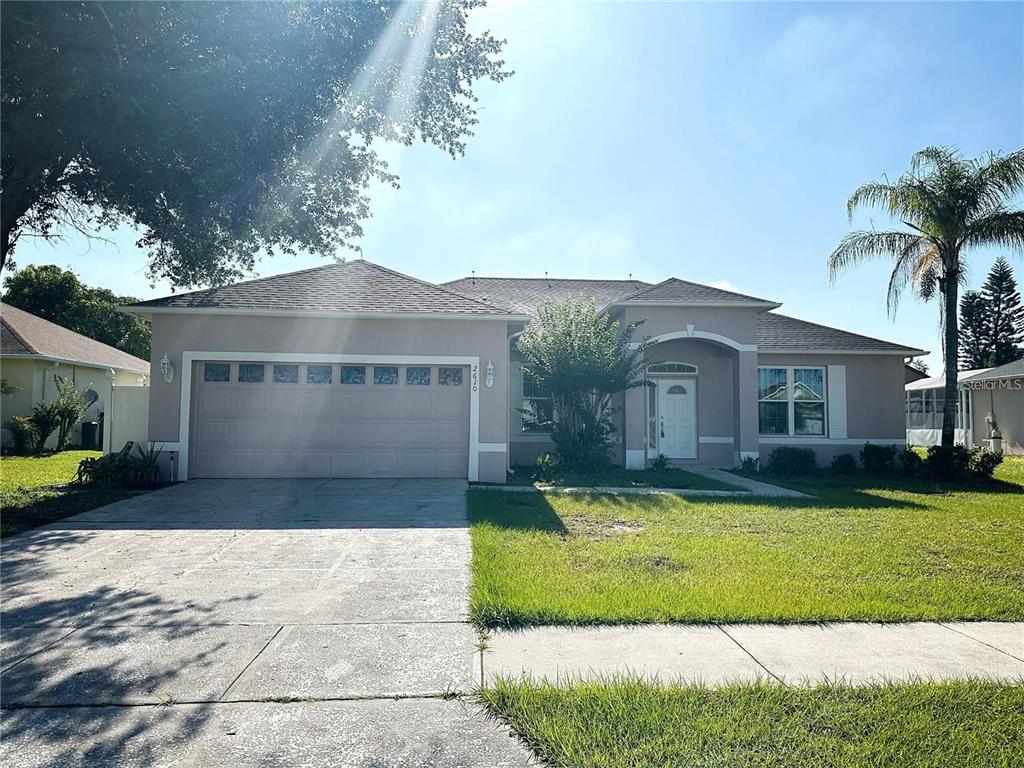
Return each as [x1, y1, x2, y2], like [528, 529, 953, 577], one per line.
[940, 261, 960, 463]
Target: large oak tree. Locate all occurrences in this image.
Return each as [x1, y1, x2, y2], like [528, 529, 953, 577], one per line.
[1, 1, 508, 287]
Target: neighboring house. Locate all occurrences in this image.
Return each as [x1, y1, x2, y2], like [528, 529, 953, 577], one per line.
[124, 260, 923, 482]
[1, 303, 150, 452]
[905, 364, 929, 384]
[907, 360, 1024, 456]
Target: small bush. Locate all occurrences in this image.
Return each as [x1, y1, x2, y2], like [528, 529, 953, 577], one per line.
[53, 376, 88, 451]
[6, 416, 38, 454]
[926, 445, 973, 478]
[648, 453, 670, 471]
[831, 453, 858, 474]
[972, 449, 1004, 478]
[29, 401, 61, 453]
[860, 443, 897, 473]
[532, 453, 559, 483]
[76, 453, 131, 485]
[738, 455, 760, 474]
[898, 448, 924, 475]
[765, 446, 816, 476]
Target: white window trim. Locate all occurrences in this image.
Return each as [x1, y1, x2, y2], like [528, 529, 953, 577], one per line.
[174, 352, 483, 482]
[647, 361, 699, 376]
[519, 362, 553, 436]
[757, 366, 828, 437]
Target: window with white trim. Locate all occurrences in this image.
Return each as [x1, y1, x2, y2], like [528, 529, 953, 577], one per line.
[520, 367, 553, 434]
[758, 367, 826, 436]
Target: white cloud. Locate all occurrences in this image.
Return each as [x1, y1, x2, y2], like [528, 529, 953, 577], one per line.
[710, 279, 740, 292]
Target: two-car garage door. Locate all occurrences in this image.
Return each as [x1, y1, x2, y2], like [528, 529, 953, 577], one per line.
[190, 361, 470, 478]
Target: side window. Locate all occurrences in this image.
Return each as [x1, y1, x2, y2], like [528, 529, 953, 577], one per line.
[521, 367, 553, 433]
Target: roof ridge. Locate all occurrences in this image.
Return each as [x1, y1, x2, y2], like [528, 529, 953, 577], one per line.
[618, 276, 676, 301]
[364, 261, 519, 313]
[141, 260, 354, 303]
[445, 276, 650, 284]
[0, 304, 41, 355]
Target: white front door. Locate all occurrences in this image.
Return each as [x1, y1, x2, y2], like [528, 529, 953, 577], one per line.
[657, 379, 697, 459]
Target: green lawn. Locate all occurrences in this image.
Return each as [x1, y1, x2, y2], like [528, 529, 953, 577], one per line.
[469, 458, 1024, 626]
[503, 465, 742, 491]
[481, 679, 1024, 768]
[0, 451, 139, 538]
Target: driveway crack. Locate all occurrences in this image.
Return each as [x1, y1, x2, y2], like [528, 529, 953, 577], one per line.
[218, 625, 284, 701]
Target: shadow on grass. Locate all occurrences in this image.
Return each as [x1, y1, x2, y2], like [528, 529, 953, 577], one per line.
[737, 471, 1024, 499]
[0, 483, 156, 539]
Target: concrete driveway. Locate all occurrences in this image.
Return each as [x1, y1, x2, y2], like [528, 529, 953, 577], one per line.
[1, 479, 531, 767]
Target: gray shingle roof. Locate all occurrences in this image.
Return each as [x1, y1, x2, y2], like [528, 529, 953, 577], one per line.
[961, 358, 1024, 382]
[441, 277, 652, 317]
[1, 303, 150, 372]
[757, 312, 925, 354]
[130, 260, 520, 316]
[618, 278, 778, 306]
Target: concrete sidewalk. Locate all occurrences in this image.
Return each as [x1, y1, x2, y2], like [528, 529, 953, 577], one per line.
[482, 622, 1024, 685]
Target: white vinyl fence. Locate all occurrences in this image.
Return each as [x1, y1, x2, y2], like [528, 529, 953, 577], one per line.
[108, 386, 149, 453]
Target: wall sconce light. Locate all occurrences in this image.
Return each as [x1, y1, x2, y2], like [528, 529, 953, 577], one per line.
[160, 354, 175, 383]
[485, 359, 495, 388]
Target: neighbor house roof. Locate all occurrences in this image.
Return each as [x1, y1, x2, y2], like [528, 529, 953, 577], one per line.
[905, 368, 993, 392]
[441, 276, 651, 317]
[128, 260, 525, 318]
[1, 303, 149, 373]
[960, 359, 1024, 383]
[757, 312, 925, 355]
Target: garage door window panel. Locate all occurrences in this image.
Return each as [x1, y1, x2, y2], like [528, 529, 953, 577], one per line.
[374, 366, 399, 385]
[204, 363, 231, 383]
[341, 366, 366, 385]
[439, 367, 463, 386]
[406, 366, 431, 386]
[238, 364, 265, 383]
[273, 364, 299, 384]
[306, 365, 333, 384]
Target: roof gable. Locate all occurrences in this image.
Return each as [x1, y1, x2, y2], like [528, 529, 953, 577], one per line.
[1, 303, 149, 372]
[130, 260, 520, 317]
[617, 278, 778, 307]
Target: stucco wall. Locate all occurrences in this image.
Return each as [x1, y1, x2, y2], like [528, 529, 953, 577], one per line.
[147, 313, 511, 481]
[756, 353, 907, 464]
[620, 305, 761, 346]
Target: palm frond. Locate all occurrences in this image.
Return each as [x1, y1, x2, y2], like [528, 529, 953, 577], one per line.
[975, 148, 1024, 206]
[827, 230, 924, 282]
[846, 181, 929, 223]
[963, 210, 1024, 252]
[885, 237, 934, 317]
[910, 145, 961, 176]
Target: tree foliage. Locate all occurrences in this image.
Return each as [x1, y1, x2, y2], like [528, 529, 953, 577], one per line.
[828, 146, 1024, 462]
[516, 297, 652, 470]
[3, 265, 151, 359]
[53, 375, 88, 451]
[1, 1, 508, 286]
[960, 257, 1024, 369]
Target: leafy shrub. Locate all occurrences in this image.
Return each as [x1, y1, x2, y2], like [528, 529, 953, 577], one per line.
[6, 415, 38, 454]
[532, 453, 559, 483]
[648, 453, 670, 471]
[53, 376, 88, 451]
[972, 449, 1003, 478]
[831, 453, 858, 474]
[898, 447, 923, 475]
[76, 453, 131, 485]
[738, 455, 760, 474]
[765, 446, 816, 476]
[29, 401, 60, 453]
[123, 443, 164, 489]
[860, 443, 897, 473]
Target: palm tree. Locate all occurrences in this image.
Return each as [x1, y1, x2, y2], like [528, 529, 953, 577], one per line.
[828, 146, 1024, 469]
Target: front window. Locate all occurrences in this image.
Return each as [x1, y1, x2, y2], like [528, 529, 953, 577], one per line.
[758, 367, 826, 436]
[521, 367, 553, 433]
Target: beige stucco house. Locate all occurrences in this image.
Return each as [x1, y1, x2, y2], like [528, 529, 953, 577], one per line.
[125, 260, 924, 483]
[123, 262, 925, 483]
[1, 303, 150, 452]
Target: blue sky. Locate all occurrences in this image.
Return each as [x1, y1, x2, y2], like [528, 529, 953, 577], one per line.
[12, 1, 1023, 370]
